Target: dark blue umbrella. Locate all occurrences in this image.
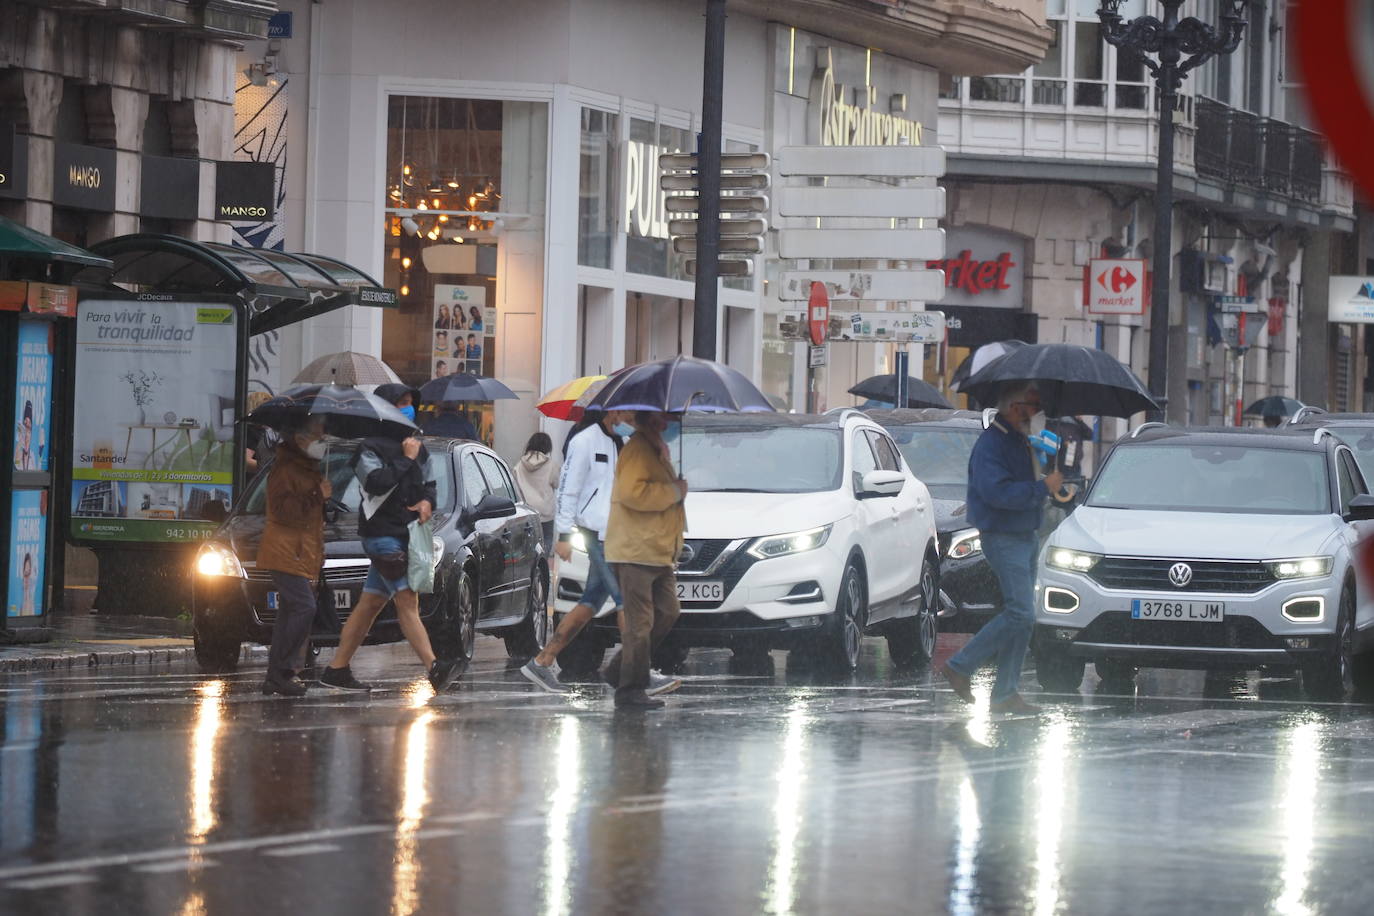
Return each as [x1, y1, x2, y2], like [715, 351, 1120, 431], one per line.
[848, 374, 951, 409]
[586, 355, 774, 413]
[960, 344, 1157, 418]
[1244, 396, 1304, 419]
[245, 384, 418, 439]
[419, 373, 518, 403]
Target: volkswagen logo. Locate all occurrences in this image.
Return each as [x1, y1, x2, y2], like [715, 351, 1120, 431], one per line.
[678, 542, 697, 566]
[1168, 562, 1194, 588]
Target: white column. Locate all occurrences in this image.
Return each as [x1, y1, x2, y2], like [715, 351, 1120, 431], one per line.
[541, 84, 583, 415]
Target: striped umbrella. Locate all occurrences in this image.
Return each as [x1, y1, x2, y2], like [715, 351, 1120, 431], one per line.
[536, 375, 607, 420]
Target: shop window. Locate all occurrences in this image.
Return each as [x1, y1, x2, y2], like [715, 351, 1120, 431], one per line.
[625, 118, 693, 282]
[578, 108, 618, 269]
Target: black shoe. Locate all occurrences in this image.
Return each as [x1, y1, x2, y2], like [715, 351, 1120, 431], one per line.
[428, 658, 460, 691]
[318, 665, 372, 692]
[614, 689, 665, 709]
[262, 669, 307, 697]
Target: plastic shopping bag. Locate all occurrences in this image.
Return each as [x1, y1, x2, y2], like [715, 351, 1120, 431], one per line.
[407, 519, 436, 595]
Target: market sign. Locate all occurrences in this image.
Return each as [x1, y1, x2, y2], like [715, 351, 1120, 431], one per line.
[53, 142, 116, 212]
[214, 160, 275, 221]
[69, 296, 243, 545]
[1327, 276, 1374, 324]
[922, 227, 1025, 310]
[1085, 258, 1147, 315]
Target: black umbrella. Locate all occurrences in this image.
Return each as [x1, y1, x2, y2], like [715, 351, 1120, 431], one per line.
[585, 355, 773, 413]
[949, 340, 1028, 392]
[419, 373, 518, 403]
[245, 384, 418, 439]
[848, 375, 951, 409]
[959, 344, 1158, 418]
[1244, 396, 1304, 419]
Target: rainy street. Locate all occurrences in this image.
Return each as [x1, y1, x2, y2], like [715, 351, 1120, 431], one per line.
[3, 636, 1374, 916]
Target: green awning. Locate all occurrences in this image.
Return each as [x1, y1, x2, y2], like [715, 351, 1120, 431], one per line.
[0, 215, 111, 269]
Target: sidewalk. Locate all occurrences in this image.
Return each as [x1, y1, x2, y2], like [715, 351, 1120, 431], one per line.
[0, 615, 267, 674]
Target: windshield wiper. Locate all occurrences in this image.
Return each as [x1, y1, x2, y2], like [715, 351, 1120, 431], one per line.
[700, 487, 767, 493]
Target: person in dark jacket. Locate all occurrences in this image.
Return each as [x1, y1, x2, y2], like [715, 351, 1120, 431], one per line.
[320, 383, 458, 693]
[255, 415, 330, 697]
[941, 382, 1062, 716]
[422, 401, 479, 440]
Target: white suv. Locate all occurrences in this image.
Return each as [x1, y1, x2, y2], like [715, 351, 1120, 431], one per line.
[1035, 426, 1374, 698]
[551, 411, 940, 673]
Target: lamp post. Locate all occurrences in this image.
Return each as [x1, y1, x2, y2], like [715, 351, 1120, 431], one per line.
[1098, 0, 1249, 421]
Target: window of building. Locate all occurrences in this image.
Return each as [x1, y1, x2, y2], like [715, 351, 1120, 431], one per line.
[625, 118, 694, 282]
[578, 107, 617, 269]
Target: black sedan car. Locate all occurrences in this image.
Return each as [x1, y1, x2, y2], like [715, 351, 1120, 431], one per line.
[865, 408, 1002, 631]
[191, 437, 549, 675]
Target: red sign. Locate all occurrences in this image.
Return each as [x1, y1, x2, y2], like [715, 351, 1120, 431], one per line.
[1085, 259, 1147, 315]
[923, 250, 1016, 296]
[1268, 297, 1287, 338]
[808, 281, 829, 347]
[1294, 2, 1374, 203]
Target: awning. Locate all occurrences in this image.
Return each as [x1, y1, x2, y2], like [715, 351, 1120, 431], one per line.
[75, 234, 397, 336]
[0, 215, 112, 271]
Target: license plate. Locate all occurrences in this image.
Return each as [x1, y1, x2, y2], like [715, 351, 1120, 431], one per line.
[677, 580, 725, 602]
[266, 591, 279, 610]
[1131, 599, 1225, 621]
[334, 589, 352, 609]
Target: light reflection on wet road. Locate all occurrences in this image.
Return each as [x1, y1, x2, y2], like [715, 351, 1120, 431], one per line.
[2, 638, 1374, 915]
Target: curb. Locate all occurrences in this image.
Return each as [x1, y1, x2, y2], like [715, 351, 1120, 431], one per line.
[0, 644, 270, 674]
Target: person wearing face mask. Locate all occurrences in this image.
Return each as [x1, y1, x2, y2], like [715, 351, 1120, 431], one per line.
[254, 415, 331, 697]
[941, 381, 1063, 716]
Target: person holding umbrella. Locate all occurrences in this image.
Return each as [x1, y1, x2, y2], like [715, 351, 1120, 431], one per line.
[423, 401, 479, 440]
[319, 383, 458, 693]
[941, 382, 1062, 715]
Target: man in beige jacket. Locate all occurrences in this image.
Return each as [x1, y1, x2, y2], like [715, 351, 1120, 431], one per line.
[603, 410, 688, 709]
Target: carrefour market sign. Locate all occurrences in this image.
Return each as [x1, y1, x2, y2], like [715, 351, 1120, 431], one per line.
[1328, 276, 1374, 323]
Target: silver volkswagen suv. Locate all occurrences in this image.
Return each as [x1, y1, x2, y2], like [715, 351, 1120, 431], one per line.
[1034, 426, 1374, 698]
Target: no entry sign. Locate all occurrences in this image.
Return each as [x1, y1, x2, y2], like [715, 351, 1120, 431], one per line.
[1294, 1, 1374, 201]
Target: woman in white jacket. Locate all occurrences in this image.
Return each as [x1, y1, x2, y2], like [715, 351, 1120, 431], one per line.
[514, 432, 559, 553]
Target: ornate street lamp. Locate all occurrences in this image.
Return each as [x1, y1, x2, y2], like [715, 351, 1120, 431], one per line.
[1098, 0, 1250, 420]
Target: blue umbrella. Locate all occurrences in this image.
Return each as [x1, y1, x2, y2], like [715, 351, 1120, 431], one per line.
[585, 355, 774, 414]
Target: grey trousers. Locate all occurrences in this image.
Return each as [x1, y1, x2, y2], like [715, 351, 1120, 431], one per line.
[268, 571, 317, 676]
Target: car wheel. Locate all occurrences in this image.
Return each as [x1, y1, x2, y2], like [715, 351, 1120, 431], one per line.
[1303, 582, 1355, 701]
[1094, 657, 1137, 684]
[812, 562, 865, 672]
[1035, 645, 1085, 693]
[432, 569, 477, 673]
[192, 618, 241, 673]
[504, 564, 550, 660]
[886, 557, 939, 668]
[555, 617, 606, 679]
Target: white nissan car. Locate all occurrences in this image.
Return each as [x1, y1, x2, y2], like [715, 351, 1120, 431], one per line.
[1035, 425, 1374, 698]
[550, 411, 940, 673]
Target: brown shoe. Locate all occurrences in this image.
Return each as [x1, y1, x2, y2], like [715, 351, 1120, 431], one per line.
[941, 664, 975, 703]
[990, 693, 1042, 716]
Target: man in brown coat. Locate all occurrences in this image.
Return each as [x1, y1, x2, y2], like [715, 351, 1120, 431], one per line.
[255, 416, 331, 697]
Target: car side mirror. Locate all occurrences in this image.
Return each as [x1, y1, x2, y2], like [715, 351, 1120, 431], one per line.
[1345, 493, 1374, 522]
[859, 469, 906, 499]
[468, 493, 517, 521]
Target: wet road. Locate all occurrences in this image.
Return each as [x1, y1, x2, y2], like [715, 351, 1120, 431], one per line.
[2, 636, 1374, 915]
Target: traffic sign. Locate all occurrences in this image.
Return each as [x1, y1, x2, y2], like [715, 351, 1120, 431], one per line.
[778, 228, 945, 261]
[667, 218, 767, 238]
[779, 269, 946, 303]
[777, 146, 946, 177]
[808, 281, 829, 347]
[1216, 295, 1261, 314]
[776, 186, 945, 219]
[808, 345, 827, 368]
[781, 309, 946, 344]
[672, 237, 763, 255]
[666, 195, 768, 213]
[1085, 258, 1147, 315]
[1294, 2, 1374, 203]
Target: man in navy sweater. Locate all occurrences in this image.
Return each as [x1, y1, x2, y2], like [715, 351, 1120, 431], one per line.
[942, 382, 1063, 715]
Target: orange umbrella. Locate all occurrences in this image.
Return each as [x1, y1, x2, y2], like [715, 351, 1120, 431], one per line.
[536, 375, 607, 420]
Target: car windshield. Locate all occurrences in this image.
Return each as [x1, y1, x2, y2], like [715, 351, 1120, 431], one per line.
[886, 426, 979, 488]
[1326, 426, 1374, 479]
[1087, 444, 1330, 515]
[241, 441, 454, 522]
[680, 425, 843, 493]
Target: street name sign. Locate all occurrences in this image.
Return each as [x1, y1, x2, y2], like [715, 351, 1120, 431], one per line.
[778, 228, 945, 261]
[777, 146, 946, 177]
[776, 186, 945, 218]
[808, 344, 827, 368]
[781, 309, 946, 344]
[1085, 258, 1147, 315]
[1216, 295, 1262, 314]
[779, 269, 946, 303]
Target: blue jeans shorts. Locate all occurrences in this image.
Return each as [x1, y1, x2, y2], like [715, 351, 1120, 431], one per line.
[579, 529, 622, 612]
[362, 535, 411, 598]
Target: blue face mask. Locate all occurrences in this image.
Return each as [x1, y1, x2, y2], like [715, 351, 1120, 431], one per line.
[660, 422, 681, 444]
[612, 422, 635, 439]
[398, 405, 417, 423]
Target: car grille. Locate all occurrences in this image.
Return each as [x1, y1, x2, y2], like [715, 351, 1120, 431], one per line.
[245, 564, 370, 583]
[1077, 612, 1284, 651]
[678, 539, 733, 573]
[1086, 557, 1276, 594]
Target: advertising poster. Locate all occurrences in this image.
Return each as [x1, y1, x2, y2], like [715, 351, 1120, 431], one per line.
[432, 284, 494, 377]
[8, 490, 46, 617]
[13, 321, 52, 472]
[70, 298, 239, 544]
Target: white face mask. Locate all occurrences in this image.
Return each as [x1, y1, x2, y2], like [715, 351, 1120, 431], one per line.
[1029, 412, 1047, 437]
[304, 440, 327, 460]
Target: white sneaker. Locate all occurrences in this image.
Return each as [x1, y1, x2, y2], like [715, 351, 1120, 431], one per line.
[520, 660, 568, 693]
[646, 670, 682, 696]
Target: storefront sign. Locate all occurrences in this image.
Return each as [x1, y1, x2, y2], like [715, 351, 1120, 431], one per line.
[0, 282, 76, 316]
[1085, 258, 1147, 315]
[808, 63, 924, 147]
[141, 155, 200, 221]
[1328, 277, 1374, 323]
[52, 142, 116, 212]
[214, 161, 275, 220]
[14, 322, 53, 473]
[624, 140, 677, 240]
[942, 304, 1038, 349]
[925, 228, 1026, 310]
[7, 490, 46, 618]
[70, 298, 240, 544]
[432, 285, 492, 377]
[268, 11, 293, 38]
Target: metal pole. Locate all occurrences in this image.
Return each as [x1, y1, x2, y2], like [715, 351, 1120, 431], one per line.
[1149, 27, 1178, 424]
[894, 349, 909, 408]
[692, 0, 726, 360]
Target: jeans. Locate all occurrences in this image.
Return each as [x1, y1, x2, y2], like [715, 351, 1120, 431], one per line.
[540, 520, 554, 556]
[947, 530, 1037, 703]
[362, 535, 411, 597]
[267, 572, 317, 677]
[578, 529, 622, 611]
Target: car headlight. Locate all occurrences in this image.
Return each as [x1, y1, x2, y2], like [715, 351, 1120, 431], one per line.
[1046, 547, 1102, 573]
[1268, 556, 1333, 579]
[946, 528, 981, 560]
[432, 535, 444, 571]
[569, 530, 589, 553]
[747, 524, 832, 560]
[195, 542, 244, 578]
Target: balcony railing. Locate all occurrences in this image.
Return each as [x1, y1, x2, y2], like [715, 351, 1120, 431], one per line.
[1194, 98, 1326, 203]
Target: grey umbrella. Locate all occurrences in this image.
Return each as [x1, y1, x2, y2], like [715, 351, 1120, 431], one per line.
[291, 351, 402, 386]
